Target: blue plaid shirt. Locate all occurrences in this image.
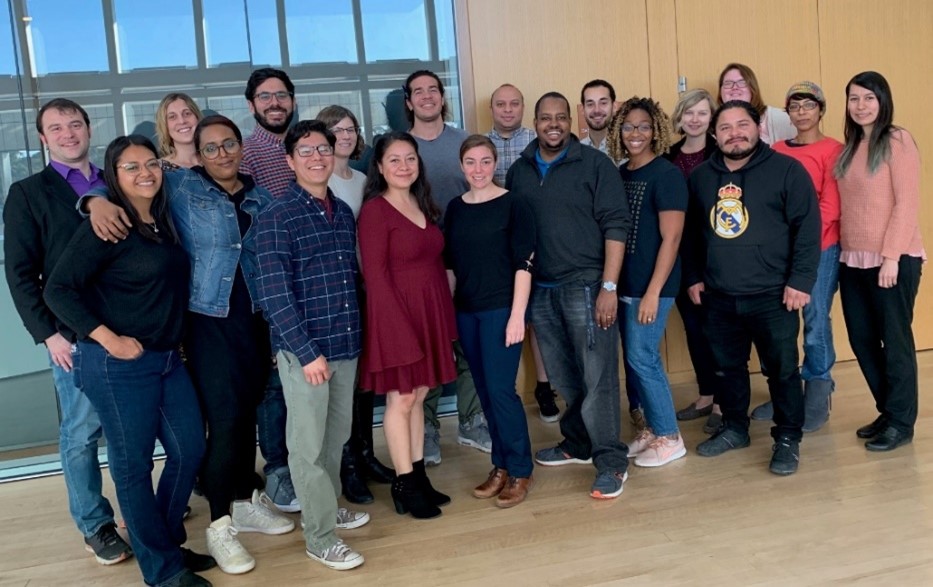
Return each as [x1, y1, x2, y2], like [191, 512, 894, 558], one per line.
[255, 182, 361, 365]
[488, 126, 536, 186]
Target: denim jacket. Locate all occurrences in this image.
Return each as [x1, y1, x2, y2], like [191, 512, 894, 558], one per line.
[83, 168, 272, 318]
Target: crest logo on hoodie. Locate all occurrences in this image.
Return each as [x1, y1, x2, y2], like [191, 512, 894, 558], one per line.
[710, 182, 747, 238]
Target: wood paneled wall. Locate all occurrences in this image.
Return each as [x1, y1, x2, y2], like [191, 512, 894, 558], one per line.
[455, 0, 933, 395]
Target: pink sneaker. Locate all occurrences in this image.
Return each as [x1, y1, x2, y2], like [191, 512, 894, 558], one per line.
[634, 435, 687, 467]
[628, 429, 656, 457]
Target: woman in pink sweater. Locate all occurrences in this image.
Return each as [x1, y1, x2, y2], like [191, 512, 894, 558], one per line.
[835, 71, 924, 452]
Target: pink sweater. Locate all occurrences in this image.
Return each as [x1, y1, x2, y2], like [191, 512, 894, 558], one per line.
[837, 128, 924, 265]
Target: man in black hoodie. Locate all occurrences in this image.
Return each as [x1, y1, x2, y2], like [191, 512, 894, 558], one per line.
[683, 100, 819, 476]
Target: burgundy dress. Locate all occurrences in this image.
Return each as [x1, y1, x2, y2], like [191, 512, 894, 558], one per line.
[358, 196, 457, 394]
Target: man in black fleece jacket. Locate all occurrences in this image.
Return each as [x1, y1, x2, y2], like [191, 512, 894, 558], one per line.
[683, 101, 819, 476]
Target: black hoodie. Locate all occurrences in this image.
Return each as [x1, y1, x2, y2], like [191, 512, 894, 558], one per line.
[683, 141, 820, 296]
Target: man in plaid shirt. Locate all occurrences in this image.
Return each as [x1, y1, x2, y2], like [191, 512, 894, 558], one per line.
[255, 120, 368, 571]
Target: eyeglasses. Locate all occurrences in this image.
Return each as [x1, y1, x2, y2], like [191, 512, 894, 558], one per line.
[721, 80, 748, 90]
[117, 159, 163, 175]
[787, 101, 820, 113]
[200, 138, 242, 159]
[294, 144, 335, 157]
[253, 91, 293, 104]
[331, 125, 358, 136]
[622, 123, 653, 134]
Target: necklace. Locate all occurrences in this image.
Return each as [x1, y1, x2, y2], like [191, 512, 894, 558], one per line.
[144, 220, 159, 233]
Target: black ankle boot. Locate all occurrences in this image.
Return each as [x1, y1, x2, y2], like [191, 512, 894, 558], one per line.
[355, 391, 396, 483]
[340, 442, 373, 504]
[412, 459, 450, 507]
[391, 472, 441, 519]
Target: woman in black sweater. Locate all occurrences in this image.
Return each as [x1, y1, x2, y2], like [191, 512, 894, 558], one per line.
[45, 136, 211, 587]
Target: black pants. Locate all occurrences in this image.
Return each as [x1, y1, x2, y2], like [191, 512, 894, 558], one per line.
[702, 290, 804, 441]
[839, 256, 922, 434]
[676, 289, 719, 398]
[185, 310, 270, 520]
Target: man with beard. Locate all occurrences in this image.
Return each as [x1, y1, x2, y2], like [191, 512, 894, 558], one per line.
[507, 92, 632, 500]
[683, 100, 820, 476]
[579, 79, 618, 158]
[241, 68, 301, 514]
[242, 68, 296, 198]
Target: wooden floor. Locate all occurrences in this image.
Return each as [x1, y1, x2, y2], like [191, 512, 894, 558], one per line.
[3, 354, 933, 586]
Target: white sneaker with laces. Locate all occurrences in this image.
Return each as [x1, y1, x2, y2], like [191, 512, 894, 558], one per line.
[306, 539, 364, 570]
[206, 515, 255, 575]
[232, 490, 295, 535]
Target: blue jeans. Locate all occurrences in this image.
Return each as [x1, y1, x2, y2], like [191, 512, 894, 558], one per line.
[457, 308, 533, 477]
[258, 366, 289, 476]
[620, 297, 678, 436]
[530, 281, 628, 474]
[75, 343, 205, 587]
[801, 244, 840, 382]
[50, 351, 115, 538]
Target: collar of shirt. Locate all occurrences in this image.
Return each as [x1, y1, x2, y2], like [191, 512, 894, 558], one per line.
[50, 160, 104, 196]
[534, 145, 569, 177]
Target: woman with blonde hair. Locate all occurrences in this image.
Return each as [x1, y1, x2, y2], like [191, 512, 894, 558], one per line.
[156, 93, 203, 169]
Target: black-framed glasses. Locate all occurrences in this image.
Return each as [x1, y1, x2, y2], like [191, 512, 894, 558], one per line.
[117, 159, 162, 175]
[200, 139, 242, 159]
[295, 144, 335, 157]
[331, 125, 358, 136]
[622, 123, 653, 134]
[721, 80, 748, 90]
[254, 91, 293, 104]
[787, 101, 820, 113]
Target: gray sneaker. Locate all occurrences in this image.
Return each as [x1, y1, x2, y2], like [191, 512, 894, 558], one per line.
[750, 401, 774, 421]
[424, 421, 442, 466]
[458, 413, 492, 453]
[306, 539, 364, 571]
[264, 468, 300, 513]
[335, 507, 370, 530]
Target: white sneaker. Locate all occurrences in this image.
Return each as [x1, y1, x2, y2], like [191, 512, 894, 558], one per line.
[206, 515, 255, 575]
[232, 490, 296, 535]
[335, 507, 370, 530]
[306, 539, 364, 570]
[635, 435, 687, 468]
[628, 429, 657, 457]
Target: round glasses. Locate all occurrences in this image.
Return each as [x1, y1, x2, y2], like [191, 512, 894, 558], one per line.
[200, 139, 242, 160]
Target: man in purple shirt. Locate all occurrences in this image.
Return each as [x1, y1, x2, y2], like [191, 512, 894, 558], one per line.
[240, 68, 302, 513]
[3, 98, 133, 565]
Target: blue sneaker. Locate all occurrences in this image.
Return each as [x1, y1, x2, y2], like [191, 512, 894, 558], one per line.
[263, 468, 300, 513]
[534, 445, 592, 466]
[590, 470, 629, 500]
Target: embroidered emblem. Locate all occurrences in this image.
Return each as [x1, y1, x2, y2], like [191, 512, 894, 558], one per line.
[710, 182, 748, 238]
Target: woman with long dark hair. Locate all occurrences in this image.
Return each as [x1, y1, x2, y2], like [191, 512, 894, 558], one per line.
[45, 135, 212, 587]
[835, 71, 924, 452]
[357, 131, 456, 519]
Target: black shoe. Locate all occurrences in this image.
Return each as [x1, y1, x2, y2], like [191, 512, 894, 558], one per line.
[534, 384, 560, 423]
[181, 548, 216, 572]
[340, 443, 374, 504]
[391, 472, 441, 519]
[856, 415, 889, 439]
[355, 391, 396, 484]
[162, 569, 212, 587]
[769, 437, 800, 476]
[702, 412, 723, 435]
[750, 401, 773, 421]
[696, 427, 750, 457]
[412, 459, 451, 506]
[84, 522, 133, 566]
[865, 426, 913, 452]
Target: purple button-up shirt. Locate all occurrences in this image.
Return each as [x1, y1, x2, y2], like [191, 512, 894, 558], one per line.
[50, 160, 105, 197]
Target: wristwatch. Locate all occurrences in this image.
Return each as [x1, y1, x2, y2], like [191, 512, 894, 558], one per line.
[601, 281, 617, 292]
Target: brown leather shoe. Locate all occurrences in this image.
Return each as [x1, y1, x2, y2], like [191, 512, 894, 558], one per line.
[495, 475, 534, 508]
[472, 467, 508, 499]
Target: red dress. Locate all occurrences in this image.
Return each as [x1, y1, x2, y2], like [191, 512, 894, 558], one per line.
[358, 196, 458, 394]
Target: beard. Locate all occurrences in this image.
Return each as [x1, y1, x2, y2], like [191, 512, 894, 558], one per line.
[721, 140, 758, 160]
[254, 108, 292, 135]
[587, 116, 609, 132]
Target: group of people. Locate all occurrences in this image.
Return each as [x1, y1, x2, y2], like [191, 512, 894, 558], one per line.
[2, 59, 922, 587]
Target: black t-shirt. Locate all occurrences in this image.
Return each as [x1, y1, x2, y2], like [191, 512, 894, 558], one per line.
[619, 157, 688, 298]
[444, 191, 536, 313]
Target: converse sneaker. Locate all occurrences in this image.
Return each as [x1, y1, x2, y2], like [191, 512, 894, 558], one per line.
[627, 429, 657, 458]
[264, 468, 300, 513]
[84, 522, 133, 566]
[590, 470, 629, 500]
[206, 515, 255, 575]
[457, 413, 492, 453]
[634, 435, 687, 467]
[232, 490, 295, 535]
[335, 507, 370, 530]
[306, 539, 364, 571]
[424, 421, 442, 466]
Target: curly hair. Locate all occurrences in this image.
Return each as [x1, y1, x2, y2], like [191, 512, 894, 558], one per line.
[607, 96, 673, 162]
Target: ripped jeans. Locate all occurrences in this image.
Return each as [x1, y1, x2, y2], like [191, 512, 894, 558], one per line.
[530, 280, 629, 474]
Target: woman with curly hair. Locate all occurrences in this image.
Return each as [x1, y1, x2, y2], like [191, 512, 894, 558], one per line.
[607, 97, 688, 468]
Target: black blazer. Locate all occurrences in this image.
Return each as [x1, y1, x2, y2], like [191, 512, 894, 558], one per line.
[3, 165, 85, 344]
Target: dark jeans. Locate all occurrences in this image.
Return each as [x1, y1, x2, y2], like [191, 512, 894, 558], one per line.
[839, 256, 922, 434]
[675, 289, 719, 398]
[258, 367, 289, 476]
[457, 308, 533, 477]
[75, 343, 205, 587]
[702, 290, 804, 442]
[531, 281, 628, 474]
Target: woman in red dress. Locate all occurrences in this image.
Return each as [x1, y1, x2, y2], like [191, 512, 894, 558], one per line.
[357, 131, 457, 519]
